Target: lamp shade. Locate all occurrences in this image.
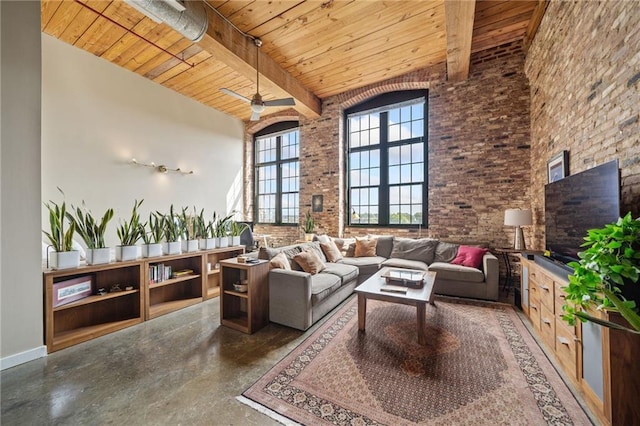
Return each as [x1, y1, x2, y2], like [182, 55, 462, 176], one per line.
[504, 209, 532, 227]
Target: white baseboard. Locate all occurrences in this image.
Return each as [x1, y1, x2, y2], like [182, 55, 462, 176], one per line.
[1, 345, 47, 371]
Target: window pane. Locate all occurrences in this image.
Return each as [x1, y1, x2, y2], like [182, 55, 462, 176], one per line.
[389, 147, 400, 165]
[389, 166, 400, 184]
[389, 124, 400, 142]
[412, 143, 424, 162]
[370, 150, 380, 167]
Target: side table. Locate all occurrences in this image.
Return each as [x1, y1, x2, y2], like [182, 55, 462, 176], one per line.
[219, 258, 270, 334]
[493, 248, 521, 293]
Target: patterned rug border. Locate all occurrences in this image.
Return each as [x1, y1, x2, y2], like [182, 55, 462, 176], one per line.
[241, 295, 592, 426]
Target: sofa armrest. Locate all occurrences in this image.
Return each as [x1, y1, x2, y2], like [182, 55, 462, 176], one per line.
[483, 253, 499, 301]
[269, 269, 313, 331]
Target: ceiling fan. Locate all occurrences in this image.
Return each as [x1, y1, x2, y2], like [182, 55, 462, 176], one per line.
[221, 38, 295, 121]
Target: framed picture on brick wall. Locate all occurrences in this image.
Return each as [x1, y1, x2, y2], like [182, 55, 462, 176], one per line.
[548, 150, 569, 183]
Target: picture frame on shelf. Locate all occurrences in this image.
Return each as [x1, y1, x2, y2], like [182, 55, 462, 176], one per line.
[547, 150, 569, 183]
[52, 275, 93, 308]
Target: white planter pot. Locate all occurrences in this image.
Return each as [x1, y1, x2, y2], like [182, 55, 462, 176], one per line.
[116, 245, 139, 262]
[182, 239, 199, 253]
[141, 243, 163, 258]
[86, 247, 111, 265]
[49, 250, 80, 270]
[231, 236, 241, 246]
[199, 238, 216, 250]
[217, 236, 229, 248]
[163, 241, 182, 255]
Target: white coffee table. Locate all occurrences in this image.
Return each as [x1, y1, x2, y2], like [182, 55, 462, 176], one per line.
[354, 268, 437, 345]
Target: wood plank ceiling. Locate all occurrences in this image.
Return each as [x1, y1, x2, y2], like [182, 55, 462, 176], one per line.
[41, 0, 544, 122]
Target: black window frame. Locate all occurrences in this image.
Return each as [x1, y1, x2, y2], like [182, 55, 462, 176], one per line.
[345, 90, 429, 227]
[254, 121, 300, 225]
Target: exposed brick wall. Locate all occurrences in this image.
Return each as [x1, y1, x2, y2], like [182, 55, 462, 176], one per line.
[244, 41, 532, 249]
[525, 0, 640, 250]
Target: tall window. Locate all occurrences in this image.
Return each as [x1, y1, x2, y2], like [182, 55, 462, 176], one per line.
[347, 91, 427, 226]
[255, 123, 300, 224]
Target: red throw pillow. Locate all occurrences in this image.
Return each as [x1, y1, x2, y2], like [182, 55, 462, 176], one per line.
[451, 245, 488, 269]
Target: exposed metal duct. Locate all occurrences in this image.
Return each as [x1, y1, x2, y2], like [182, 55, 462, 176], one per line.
[124, 0, 208, 42]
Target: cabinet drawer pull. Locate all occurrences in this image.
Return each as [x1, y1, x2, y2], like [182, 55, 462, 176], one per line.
[540, 285, 550, 291]
[557, 336, 570, 346]
[531, 304, 538, 311]
[542, 318, 551, 325]
[558, 294, 565, 299]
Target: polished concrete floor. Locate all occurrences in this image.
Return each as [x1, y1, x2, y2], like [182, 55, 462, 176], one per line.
[1, 285, 520, 425]
[1, 297, 321, 425]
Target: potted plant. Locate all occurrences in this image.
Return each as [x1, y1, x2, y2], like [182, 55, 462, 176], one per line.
[115, 199, 144, 261]
[179, 207, 199, 253]
[562, 212, 640, 333]
[67, 201, 114, 265]
[141, 212, 164, 258]
[162, 205, 182, 255]
[301, 210, 315, 241]
[214, 213, 233, 248]
[197, 210, 216, 250]
[229, 220, 249, 246]
[43, 199, 79, 270]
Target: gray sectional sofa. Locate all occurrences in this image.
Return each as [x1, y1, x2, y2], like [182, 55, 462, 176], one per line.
[259, 236, 499, 331]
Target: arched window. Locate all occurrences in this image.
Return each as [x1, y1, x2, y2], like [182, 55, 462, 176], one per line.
[345, 90, 428, 226]
[254, 121, 300, 224]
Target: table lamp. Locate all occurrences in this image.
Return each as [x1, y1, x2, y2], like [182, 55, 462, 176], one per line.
[504, 209, 532, 250]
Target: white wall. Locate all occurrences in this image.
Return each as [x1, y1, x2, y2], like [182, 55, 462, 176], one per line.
[1, 1, 46, 367]
[42, 34, 245, 248]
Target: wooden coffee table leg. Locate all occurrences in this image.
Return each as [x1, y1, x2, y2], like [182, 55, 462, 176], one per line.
[358, 293, 367, 332]
[417, 302, 426, 345]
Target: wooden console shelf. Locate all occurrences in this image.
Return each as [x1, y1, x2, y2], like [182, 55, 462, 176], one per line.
[520, 255, 640, 426]
[43, 246, 245, 353]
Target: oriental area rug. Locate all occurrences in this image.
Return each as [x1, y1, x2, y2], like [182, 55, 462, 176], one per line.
[240, 297, 592, 426]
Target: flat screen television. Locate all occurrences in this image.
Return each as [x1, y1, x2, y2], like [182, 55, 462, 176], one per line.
[544, 159, 620, 266]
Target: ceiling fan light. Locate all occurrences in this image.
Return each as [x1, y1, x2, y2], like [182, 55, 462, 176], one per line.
[251, 103, 266, 114]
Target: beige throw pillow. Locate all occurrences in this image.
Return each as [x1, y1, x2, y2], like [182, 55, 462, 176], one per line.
[320, 241, 343, 263]
[293, 249, 326, 275]
[355, 237, 377, 257]
[269, 252, 291, 270]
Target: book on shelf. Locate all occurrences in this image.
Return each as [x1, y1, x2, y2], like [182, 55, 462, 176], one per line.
[172, 269, 194, 278]
[149, 264, 172, 284]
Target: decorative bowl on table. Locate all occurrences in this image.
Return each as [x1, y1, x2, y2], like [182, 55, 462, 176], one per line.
[233, 283, 248, 292]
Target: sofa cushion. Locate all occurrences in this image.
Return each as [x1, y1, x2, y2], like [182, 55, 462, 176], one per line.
[320, 241, 343, 263]
[298, 241, 327, 263]
[428, 262, 485, 283]
[451, 245, 488, 269]
[390, 238, 439, 264]
[310, 273, 342, 305]
[434, 241, 460, 263]
[338, 256, 385, 277]
[381, 257, 428, 271]
[370, 235, 394, 258]
[355, 237, 377, 257]
[315, 234, 332, 244]
[322, 263, 359, 284]
[269, 252, 291, 270]
[259, 246, 302, 270]
[294, 249, 326, 275]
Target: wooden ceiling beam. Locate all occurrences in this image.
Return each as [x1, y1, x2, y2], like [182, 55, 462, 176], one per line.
[196, 5, 321, 119]
[444, 0, 476, 82]
[523, 0, 549, 53]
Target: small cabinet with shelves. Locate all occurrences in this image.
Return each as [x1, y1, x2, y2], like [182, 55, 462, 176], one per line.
[43, 260, 144, 353]
[203, 246, 245, 300]
[145, 253, 203, 319]
[219, 258, 269, 334]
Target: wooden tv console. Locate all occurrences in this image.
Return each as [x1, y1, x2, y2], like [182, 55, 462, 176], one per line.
[520, 255, 640, 426]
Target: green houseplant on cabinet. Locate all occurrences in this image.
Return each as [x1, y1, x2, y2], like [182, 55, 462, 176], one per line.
[214, 213, 233, 248]
[562, 212, 640, 333]
[162, 205, 182, 255]
[141, 212, 163, 258]
[115, 199, 144, 261]
[302, 210, 315, 241]
[196, 209, 216, 250]
[179, 207, 199, 253]
[43, 199, 78, 270]
[229, 220, 249, 246]
[67, 201, 114, 265]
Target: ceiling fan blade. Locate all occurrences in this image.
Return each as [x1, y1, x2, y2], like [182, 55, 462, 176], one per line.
[263, 98, 296, 107]
[250, 111, 261, 121]
[220, 88, 251, 103]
